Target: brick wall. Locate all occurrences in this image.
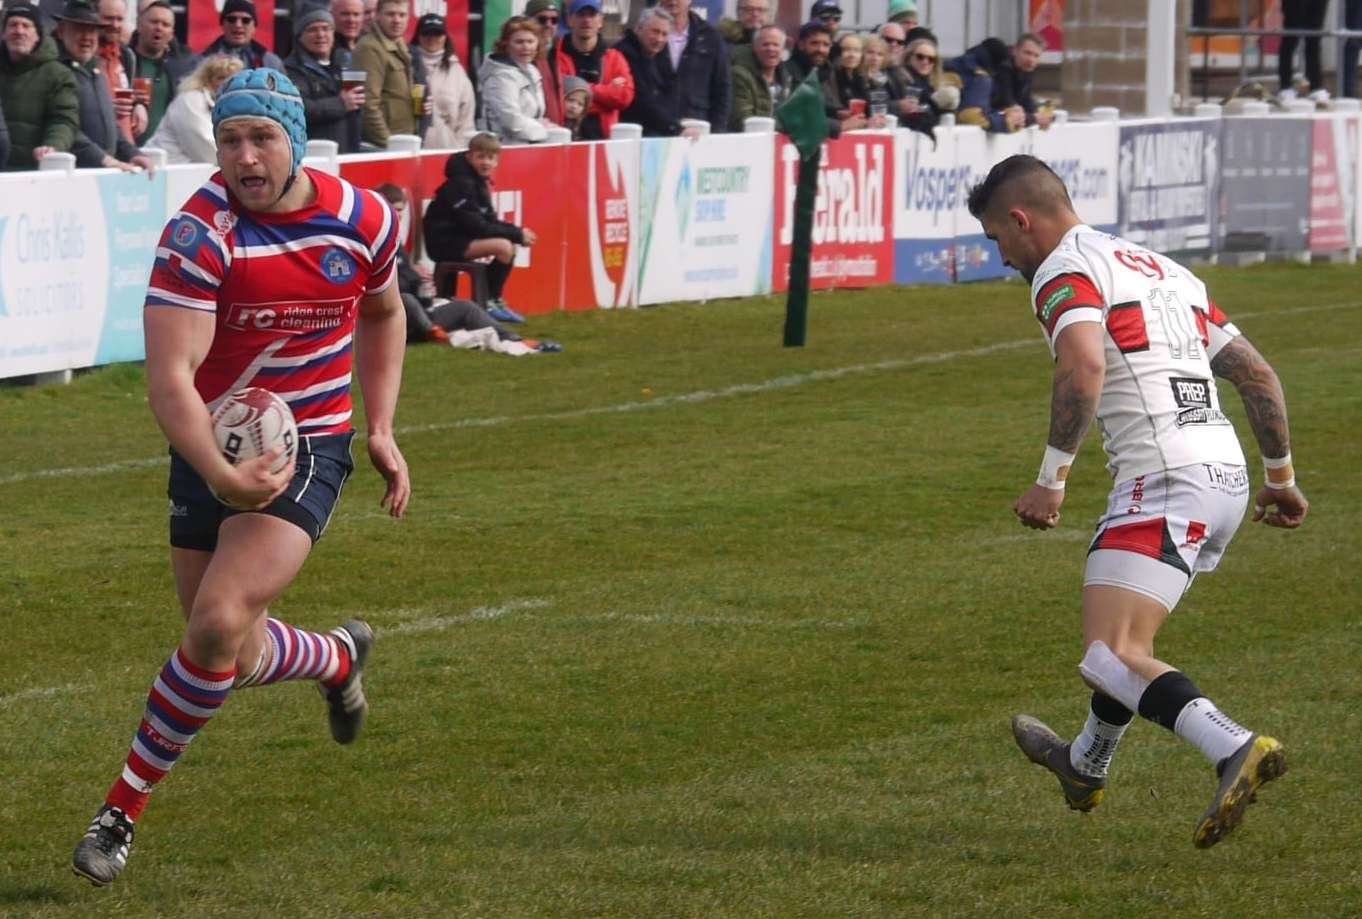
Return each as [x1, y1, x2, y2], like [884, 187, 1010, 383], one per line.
[1060, 0, 1191, 114]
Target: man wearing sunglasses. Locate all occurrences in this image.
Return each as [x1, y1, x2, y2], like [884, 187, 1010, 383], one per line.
[200, 0, 283, 72]
[524, 0, 564, 125]
[809, 0, 842, 35]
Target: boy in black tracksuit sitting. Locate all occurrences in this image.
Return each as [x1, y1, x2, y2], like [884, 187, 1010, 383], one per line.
[422, 132, 539, 324]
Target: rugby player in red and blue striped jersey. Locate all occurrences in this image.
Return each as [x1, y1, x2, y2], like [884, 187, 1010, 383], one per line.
[73, 69, 411, 887]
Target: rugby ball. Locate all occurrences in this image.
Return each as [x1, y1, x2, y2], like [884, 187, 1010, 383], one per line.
[211, 387, 298, 476]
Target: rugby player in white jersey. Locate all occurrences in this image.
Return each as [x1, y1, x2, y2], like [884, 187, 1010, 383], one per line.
[967, 155, 1308, 848]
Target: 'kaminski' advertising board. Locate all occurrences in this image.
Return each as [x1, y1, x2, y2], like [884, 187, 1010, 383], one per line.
[1117, 118, 1220, 255]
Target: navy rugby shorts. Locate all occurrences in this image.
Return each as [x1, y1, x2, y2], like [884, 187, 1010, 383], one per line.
[168, 432, 356, 551]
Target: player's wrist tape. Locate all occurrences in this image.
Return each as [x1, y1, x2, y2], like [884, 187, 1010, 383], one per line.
[1263, 452, 1295, 490]
[1037, 446, 1076, 490]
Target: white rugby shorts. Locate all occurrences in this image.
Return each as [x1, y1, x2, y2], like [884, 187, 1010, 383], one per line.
[1084, 463, 1250, 612]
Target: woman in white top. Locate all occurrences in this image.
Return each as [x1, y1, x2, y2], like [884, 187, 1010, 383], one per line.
[144, 56, 244, 165]
[477, 16, 549, 145]
[411, 13, 476, 150]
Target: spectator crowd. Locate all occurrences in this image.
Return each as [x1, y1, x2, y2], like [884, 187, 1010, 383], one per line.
[0, 0, 1062, 171]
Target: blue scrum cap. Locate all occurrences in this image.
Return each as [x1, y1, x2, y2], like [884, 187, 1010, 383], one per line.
[212, 68, 309, 174]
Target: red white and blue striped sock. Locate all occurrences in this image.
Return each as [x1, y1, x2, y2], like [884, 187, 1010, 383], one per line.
[234, 618, 352, 690]
[105, 649, 235, 821]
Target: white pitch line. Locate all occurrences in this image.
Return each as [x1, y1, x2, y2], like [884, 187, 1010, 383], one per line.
[379, 598, 551, 636]
[0, 682, 88, 709]
[565, 611, 867, 630]
[4, 299, 1359, 489]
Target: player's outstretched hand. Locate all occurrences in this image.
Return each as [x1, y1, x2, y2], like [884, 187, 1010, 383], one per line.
[1252, 484, 1308, 529]
[214, 448, 294, 510]
[1015, 483, 1065, 530]
[367, 432, 410, 518]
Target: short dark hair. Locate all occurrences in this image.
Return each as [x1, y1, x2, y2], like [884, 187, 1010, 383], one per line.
[966, 154, 1072, 220]
[1016, 32, 1045, 50]
[798, 20, 832, 42]
[375, 183, 406, 206]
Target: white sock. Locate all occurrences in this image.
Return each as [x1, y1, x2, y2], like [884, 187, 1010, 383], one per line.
[1174, 698, 1251, 765]
[1070, 711, 1131, 778]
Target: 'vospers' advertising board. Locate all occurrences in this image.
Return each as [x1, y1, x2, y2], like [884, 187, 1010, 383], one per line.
[772, 133, 894, 292]
[952, 126, 1031, 282]
[893, 127, 960, 284]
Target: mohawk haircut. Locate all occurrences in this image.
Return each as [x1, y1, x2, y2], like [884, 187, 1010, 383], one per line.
[966, 155, 1074, 221]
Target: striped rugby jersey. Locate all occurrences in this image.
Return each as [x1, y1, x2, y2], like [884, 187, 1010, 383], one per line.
[1029, 224, 1246, 485]
[146, 167, 399, 436]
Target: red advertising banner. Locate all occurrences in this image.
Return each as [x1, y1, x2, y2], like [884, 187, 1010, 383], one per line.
[1028, 0, 1063, 56]
[772, 134, 894, 293]
[561, 141, 638, 311]
[188, 0, 276, 53]
[1309, 118, 1351, 253]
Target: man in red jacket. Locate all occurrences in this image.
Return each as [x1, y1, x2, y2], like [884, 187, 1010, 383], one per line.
[555, 0, 632, 139]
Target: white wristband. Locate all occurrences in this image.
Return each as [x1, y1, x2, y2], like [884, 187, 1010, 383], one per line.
[1263, 452, 1295, 490]
[1037, 445, 1076, 490]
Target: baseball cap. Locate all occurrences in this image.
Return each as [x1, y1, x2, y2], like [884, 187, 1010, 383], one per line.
[524, 0, 558, 17]
[810, 0, 842, 18]
[797, 19, 832, 41]
[568, 0, 601, 14]
[416, 13, 446, 35]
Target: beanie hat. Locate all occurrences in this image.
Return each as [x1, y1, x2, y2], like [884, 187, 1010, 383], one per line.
[562, 74, 592, 103]
[220, 0, 257, 22]
[293, 6, 334, 38]
[3, 2, 44, 36]
[213, 68, 309, 174]
[524, 0, 558, 17]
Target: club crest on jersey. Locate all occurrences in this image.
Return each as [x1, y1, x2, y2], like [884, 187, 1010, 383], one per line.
[170, 218, 200, 255]
[320, 247, 357, 285]
[1040, 284, 1074, 322]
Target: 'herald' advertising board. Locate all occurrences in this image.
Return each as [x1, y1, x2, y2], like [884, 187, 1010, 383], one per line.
[1117, 118, 1220, 255]
[773, 133, 894, 292]
[636, 133, 774, 305]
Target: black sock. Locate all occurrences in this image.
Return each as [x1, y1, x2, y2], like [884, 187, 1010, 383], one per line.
[1136, 671, 1203, 732]
[1091, 691, 1134, 726]
[487, 259, 512, 300]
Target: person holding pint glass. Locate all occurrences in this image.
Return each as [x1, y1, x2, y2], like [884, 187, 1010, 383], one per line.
[285, 6, 364, 153]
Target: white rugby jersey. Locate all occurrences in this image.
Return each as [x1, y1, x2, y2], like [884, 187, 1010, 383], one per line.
[1030, 224, 1246, 484]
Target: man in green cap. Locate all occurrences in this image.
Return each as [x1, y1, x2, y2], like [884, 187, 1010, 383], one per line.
[886, 0, 918, 29]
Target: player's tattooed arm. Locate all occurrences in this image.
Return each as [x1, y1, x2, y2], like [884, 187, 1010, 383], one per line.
[1210, 335, 1291, 457]
[1048, 322, 1106, 452]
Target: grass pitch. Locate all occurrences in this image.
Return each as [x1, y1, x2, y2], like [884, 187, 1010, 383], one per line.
[1, 263, 1360, 917]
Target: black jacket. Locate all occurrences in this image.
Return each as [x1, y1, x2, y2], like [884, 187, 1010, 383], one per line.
[60, 51, 138, 167]
[614, 29, 681, 137]
[991, 59, 1040, 121]
[285, 47, 361, 153]
[653, 11, 731, 132]
[0, 95, 9, 169]
[423, 151, 525, 261]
